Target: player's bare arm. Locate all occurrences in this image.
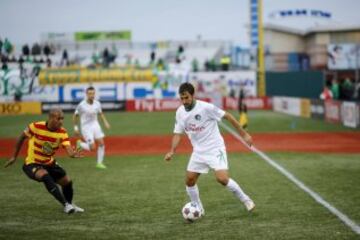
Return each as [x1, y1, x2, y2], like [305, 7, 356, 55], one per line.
[65, 145, 83, 158]
[100, 112, 111, 129]
[223, 112, 253, 147]
[73, 113, 80, 136]
[164, 134, 182, 161]
[4, 132, 27, 168]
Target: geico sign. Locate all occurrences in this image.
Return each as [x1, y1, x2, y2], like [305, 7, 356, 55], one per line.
[0, 103, 22, 114]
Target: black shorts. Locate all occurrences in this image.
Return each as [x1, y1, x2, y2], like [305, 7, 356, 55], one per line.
[22, 162, 67, 182]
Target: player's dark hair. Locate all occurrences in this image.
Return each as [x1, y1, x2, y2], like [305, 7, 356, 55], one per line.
[86, 86, 95, 92]
[179, 82, 195, 95]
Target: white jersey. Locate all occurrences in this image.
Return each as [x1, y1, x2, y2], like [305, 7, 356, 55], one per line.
[174, 100, 226, 153]
[75, 100, 102, 127]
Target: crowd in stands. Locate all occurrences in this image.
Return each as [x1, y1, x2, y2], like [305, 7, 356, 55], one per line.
[0, 37, 234, 73]
[321, 78, 360, 101]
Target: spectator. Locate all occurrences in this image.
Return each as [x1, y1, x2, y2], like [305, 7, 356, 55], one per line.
[320, 81, 333, 100]
[31, 43, 41, 56]
[191, 58, 199, 72]
[220, 55, 231, 71]
[22, 44, 30, 57]
[61, 49, 69, 66]
[341, 78, 354, 100]
[331, 78, 340, 99]
[43, 44, 51, 57]
[4, 38, 13, 55]
[150, 51, 156, 64]
[0, 37, 3, 54]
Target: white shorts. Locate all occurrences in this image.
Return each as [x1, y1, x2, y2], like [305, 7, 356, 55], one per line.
[187, 148, 228, 174]
[81, 123, 105, 144]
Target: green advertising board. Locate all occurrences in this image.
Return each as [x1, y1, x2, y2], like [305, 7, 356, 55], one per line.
[75, 30, 131, 41]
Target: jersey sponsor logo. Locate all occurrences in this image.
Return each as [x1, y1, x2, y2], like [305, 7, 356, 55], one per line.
[195, 114, 201, 121]
[185, 123, 205, 133]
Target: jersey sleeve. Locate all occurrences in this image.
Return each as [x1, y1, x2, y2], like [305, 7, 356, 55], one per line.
[173, 112, 184, 134]
[74, 103, 81, 115]
[23, 123, 35, 138]
[206, 103, 225, 121]
[61, 131, 71, 147]
[98, 102, 103, 113]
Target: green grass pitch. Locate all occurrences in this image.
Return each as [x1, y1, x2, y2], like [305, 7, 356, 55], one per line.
[0, 110, 359, 239]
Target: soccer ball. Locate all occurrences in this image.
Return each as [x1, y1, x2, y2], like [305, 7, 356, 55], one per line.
[181, 202, 202, 222]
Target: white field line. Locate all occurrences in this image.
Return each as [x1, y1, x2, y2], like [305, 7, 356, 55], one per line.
[220, 122, 360, 235]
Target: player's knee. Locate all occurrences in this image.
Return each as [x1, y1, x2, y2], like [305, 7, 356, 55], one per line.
[89, 144, 96, 151]
[216, 176, 229, 186]
[185, 178, 197, 186]
[35, 169, 48, 180]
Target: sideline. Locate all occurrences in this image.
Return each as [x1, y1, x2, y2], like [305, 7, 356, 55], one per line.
[220, 122, 360, 235]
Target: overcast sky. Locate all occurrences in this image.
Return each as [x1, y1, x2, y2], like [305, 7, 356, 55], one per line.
[0, 0, 359, 46]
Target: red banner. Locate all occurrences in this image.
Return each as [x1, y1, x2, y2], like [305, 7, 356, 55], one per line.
[223, 97, 272, 110]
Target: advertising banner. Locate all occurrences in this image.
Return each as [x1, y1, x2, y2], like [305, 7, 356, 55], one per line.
[0, 102, 41, 115]
[310, 99, 325, 119]
[126, 99, 181, 112]
[324, 100, 341, 123]
[38, 68, 154, 85]
[42, 101, 126, 112]
[328, 44, 360, 70]
[222, 97, 272, 110]
[75, 30, 131, 41]
[273, 96, 301, 116]
[300, 99, 311, 118]
[59, 82, 125, 102]
[341, 101, 359, 128]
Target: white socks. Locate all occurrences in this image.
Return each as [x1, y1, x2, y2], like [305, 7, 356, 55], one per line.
[97, 145, 105, 164]
[226, 178, 250, 202]
[80, 141, 90, 151]
[186, 185, 204, 211]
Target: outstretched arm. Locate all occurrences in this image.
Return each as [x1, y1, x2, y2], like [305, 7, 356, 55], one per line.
[4, 132, 27, 168]
[223, 111, 253, 147]
[73, 113, 80, 136]
[164, 134, 182, 161]
[100, 112, 110, 129]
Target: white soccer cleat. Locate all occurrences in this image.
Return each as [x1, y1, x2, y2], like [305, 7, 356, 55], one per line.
[72, 203, 84, 213]
[64, 203, 75, 214]
[244, 199, 255, 212]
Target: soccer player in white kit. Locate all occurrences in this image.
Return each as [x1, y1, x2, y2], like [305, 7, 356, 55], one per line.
[164, 82, 255, 215]
[73, 87, 111, 169]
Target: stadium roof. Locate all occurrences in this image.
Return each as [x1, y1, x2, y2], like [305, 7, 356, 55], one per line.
[264, 23, 360, 36]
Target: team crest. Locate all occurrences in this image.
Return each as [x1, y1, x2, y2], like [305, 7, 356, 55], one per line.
[42, 142, 54, 155]
[195, 114, 201, 121]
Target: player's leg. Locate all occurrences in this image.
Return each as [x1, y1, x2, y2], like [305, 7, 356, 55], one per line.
[185, 171, 205, 214]
[211, 149, 255, 211]
[22, 164, 74, 213]
[95, 137, 106, 169]
[186, 152, 208, 214]
[214, 170, 255, 211]
[57, 176, 84, 213]
[77, 127, 96, 151]
[94, 124, 106, 169]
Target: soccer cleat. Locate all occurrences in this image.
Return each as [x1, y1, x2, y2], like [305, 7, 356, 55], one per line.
[244, 199, 256, 212]
[76, 140, 82, 151]
[64, 203, 75, 214]
[96, 163, 107, 169]
[72, 203, 84, 213]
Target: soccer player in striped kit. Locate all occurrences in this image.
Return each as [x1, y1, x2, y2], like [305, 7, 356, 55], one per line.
[4, 108, 84, 214]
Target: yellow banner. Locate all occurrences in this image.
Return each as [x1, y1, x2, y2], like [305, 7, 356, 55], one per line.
[300, 99, 311, 118]
[39, 68, 155, 85]
[0, 102, 42, 115]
